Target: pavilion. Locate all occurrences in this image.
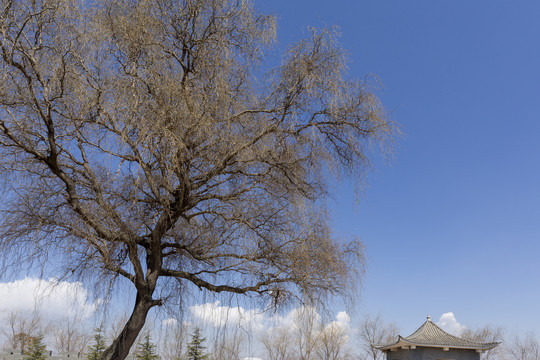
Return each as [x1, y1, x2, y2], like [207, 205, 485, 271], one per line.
[374, 316, 499, 360]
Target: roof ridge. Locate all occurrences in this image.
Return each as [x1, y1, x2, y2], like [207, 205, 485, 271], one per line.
[374, 317, 500, 351]
[405, 318, 431, 339]
[406, 319, 465, 342]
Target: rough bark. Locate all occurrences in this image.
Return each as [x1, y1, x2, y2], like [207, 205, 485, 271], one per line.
[101, 294, 158, 360]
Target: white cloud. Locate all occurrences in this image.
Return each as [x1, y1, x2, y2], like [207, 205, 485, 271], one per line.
[162, 317, 179, 327]
[189, 301, 265, 330]
[336, 311, 351, 328]
[319, 310, 351, 343]
[0, 277, 98, 322]
[286, 306, 321, 330]
[437, 312, 466, 336]
[189, 302, 355, 353]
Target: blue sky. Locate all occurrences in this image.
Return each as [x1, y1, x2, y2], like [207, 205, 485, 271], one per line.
[0, 1, 538, 354]
[258, 0, 540, 336]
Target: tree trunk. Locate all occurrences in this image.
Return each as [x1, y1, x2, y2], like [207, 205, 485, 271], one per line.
[100, 293, 154, 360]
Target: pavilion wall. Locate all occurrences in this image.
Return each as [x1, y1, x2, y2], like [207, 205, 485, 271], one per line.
[385, 346, 480, 360]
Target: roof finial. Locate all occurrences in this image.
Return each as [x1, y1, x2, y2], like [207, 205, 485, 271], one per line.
[427, 315, 431, 321]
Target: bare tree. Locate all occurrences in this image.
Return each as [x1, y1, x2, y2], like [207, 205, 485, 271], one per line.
[507, 333, 540, 360]
[3, 310, 44, 353]
[358, 315, 399, 360]
[209, 331, 246, 360]
[260, 327, 294, 360]
[316, 322, 350, 360]
[462, 326, 504, 360]
[0, 0, 392, 359]
[293, 307, 323, 360]
[159, 319, 186, 360]
[52, 314, 91, 354]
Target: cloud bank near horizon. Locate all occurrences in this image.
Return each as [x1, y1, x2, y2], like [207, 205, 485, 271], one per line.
[189, 301, 352, 335]
[0, 277, 99, 323]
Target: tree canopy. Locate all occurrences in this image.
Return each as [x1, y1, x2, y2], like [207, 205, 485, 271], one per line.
[0, 0, 392, 359]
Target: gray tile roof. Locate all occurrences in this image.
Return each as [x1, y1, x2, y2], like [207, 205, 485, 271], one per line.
[375, 317, 499, 351]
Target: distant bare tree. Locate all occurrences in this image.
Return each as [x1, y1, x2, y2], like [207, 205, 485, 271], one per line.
[3, 310, 44, 353]
[358, 315, 399, 360]
[209, 331, 246, 360]
[462, 325, 504, 360]
[507, 333, 540, 360]
[159, 320, 186, 360]
[52, 314, 91, 353]
[264, 308, 351, 360]
[293, 307, 323, 360]
[316, 322, 350, 360]
[260, 327, 294, 360]
[0, 0, 392, 359]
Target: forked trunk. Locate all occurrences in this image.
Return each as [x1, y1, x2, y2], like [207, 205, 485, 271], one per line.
[100, 293, 153, 360]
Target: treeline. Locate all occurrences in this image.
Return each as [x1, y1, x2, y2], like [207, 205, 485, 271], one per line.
[1, 310, 539, 360]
